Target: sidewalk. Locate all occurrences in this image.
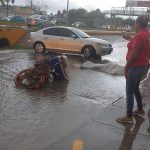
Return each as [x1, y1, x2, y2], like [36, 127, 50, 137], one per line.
[49, 96, 150, 150]
[93, 97, 150, 150]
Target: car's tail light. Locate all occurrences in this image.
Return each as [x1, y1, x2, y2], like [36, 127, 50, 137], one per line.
[28, 39, 32, 43]
[28, 36, 33, 43]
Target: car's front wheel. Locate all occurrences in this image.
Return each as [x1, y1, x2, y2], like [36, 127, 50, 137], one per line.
[82, 46, 96, 59]
[33, 42, 46, 53]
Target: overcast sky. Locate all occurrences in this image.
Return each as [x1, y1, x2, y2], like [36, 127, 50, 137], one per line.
[15, 0, 127, 13]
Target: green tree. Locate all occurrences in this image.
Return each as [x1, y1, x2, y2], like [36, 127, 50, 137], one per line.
[0, 0, 10, 5]
[25, 0, 48, 12]
[68, 8, 105, 28]
[0, 0, 5, 5]
[57, 10, 62, 17]
[69, 8, 87, 18]
[0, 0, 4, 5]
[86, 9, 105, 27]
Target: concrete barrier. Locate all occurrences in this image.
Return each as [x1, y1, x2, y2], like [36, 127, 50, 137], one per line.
[0, 28, 26, 47]
[84, 30, 135, 36]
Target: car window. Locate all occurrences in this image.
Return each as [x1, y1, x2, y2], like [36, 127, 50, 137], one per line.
[6, 15, 14, 19]
[15, 16, 19, 20]
[40, 16, 46, 20]
[58, 28, 77, 38]
[43, 28, 58, 36]
[71, 28, 90, 38]
[16, 16, 22, 19]
[31, 15, 40, 18]
[45, 16, 49, 20]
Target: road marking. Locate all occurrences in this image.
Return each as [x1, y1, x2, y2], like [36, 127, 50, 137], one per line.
[73, 140, 83, 150]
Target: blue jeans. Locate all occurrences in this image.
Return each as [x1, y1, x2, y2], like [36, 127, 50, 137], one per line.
[126, 66, 149, 117]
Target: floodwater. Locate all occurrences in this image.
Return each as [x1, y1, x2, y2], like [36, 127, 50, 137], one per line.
[0, 36, 149, 150]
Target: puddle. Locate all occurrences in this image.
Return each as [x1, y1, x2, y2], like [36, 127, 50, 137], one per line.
[0, 36, 149, 149]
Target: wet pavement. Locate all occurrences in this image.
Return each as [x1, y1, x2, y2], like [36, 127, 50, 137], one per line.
[0, 36, 150, 150]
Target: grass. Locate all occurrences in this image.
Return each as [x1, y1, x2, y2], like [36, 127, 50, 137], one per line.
[27, 27, 40, 32]
[12, 44, 32, 50]
[0, 20, 26, 25]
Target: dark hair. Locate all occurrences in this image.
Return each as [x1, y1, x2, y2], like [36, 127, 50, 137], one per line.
[136, 15, 149, 28]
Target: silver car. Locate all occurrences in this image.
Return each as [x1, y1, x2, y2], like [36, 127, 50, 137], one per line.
[29, 26, 113, 59]
[27, 15, 54, 29]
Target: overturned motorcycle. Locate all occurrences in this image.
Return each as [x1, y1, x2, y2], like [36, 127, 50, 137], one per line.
[14, 55, 69, 89]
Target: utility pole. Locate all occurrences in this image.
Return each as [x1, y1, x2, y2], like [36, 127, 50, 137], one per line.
[67, 0, 69, 12]
[66, 0, 69, 24]
[11, 0, 15, 15]
[6, 0, 9, 17]
[31, 0, 33, 14]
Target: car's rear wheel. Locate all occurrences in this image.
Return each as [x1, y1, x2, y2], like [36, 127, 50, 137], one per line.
[82, 46, 96, 59]
[33, 42, 46, 53]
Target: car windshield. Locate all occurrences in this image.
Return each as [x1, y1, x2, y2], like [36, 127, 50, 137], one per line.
[30, 15, 41, 19]
[74, 22, 84, 25]
[4, 15, 14, 19]
[71, 28, 91, 38]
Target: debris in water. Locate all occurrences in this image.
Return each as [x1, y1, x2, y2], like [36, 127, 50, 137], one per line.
[81, 61, 124, 75]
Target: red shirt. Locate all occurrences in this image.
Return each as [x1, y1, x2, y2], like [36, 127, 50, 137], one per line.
[126, 28, 150, 66]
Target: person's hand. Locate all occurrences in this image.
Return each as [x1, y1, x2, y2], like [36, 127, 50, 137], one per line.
[123, 32, 132, 41]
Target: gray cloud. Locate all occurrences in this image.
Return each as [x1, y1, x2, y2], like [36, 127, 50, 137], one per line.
[15, 0, 126, 14]
[15, 0, 100, 14]
[15, 0, 80, 13]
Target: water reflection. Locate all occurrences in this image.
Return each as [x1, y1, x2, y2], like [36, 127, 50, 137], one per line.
[26, 80, 69, 104]
[148, 109, 150, 133]
[119, 116, 145, 150]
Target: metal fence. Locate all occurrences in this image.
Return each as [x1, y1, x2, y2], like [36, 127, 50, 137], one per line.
[103, 7, 149, 16]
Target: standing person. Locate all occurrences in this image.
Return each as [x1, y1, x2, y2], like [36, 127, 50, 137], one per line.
[117, 15, 150, 124]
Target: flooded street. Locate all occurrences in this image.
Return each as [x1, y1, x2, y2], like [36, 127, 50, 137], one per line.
[0, 36, 150, 150]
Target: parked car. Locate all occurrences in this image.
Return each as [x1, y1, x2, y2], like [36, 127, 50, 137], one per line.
[117, 25, 132, 32]
[29, 26, 113, 59]
[72, 22, 87, 28]
[1, 15, 26, 23]
[26, 15, 54, 28]
[51, 17, 67, 26]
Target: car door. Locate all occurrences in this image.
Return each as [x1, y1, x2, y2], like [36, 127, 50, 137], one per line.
[39, 15, 47, 27]
[15, 16, 25, 22]
[40, 15, 50, 27]
[58, 28, 83, 52]
[43, 28, 59, 50]
[44, 16, 52, 27]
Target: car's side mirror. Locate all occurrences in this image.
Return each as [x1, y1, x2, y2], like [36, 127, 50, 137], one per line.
[72, 35, 78, 39]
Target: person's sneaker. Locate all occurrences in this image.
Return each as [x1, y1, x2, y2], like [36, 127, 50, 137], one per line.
[133, 109, 145, 117]
[116, 116, 134, 124]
